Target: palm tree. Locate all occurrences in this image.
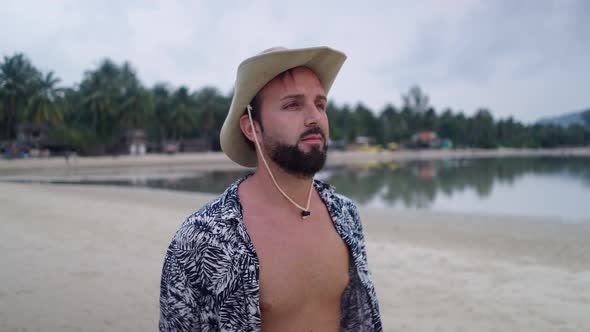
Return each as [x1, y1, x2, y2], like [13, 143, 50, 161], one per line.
[119, 85, 152, 129]
[0, 102, 4, 125]
[193, 87, 222, 134]
[0, 53, 41, 139]
[79, 59, 154, 143]
[170, 86, 197, 140]
[117, 62, 152, 129]
[28, 71, 64, 125]
[192, 87, 231, 150]
[152, 83, 173, 142]
[79, 59, 121, 139]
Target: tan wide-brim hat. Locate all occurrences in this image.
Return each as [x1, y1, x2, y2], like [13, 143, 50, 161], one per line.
[220, 46, 347, 167]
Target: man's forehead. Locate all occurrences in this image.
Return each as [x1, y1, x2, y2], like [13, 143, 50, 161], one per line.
[261, 66, 325, 98]
[275, 66, 319, 82]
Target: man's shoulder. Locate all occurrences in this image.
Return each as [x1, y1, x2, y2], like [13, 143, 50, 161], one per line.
[172, 195, 223, 247]
[172, 175, 249, 247]
[172, 188, 242, 251]
[163, 189, 250, 299]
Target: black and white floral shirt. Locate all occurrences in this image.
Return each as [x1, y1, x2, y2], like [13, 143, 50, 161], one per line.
[159, 174, 382, 331]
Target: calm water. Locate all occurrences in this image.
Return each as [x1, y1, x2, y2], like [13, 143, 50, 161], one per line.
[7, 156, 590, 221]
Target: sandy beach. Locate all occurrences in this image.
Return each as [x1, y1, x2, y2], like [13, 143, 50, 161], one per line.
[1, 177, 589, 331]
[1, 147, 589, 173]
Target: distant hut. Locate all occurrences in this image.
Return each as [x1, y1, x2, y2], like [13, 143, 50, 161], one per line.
[16, 123, 49, 148]
[14, 123, 52, 157]
[117, 129, 147, 155]
[180, 137, 213, 152]
[411, 131, 442, 149]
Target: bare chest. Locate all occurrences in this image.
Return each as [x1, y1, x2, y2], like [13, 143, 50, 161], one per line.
[243, 206, 351, 317]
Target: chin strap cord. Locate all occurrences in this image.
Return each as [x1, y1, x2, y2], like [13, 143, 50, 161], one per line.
[247, 105, 313, 219]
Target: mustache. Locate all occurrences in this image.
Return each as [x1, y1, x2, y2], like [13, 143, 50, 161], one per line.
[298, 127, 326, 142]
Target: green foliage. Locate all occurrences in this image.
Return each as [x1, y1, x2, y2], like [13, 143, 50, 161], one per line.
[1, 54, 589, 154]
[402, 86, 430, 113]
[326, 89, 589, 149]
[465, 109, 497, 148]
[78, 59, 151, 139]
[583, 110, 590, 127]
[47, 125, 100, 151]
[0, 53, 44, 139]
[28, 71, 64, 125]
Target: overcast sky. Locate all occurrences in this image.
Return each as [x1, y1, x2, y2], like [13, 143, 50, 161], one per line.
[1, 0, 588, 123]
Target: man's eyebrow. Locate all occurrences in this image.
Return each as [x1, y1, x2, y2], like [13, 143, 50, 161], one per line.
[279, 94, 327, 102]
[280, 94, 304, 101]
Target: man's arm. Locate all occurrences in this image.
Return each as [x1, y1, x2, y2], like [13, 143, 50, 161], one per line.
[159, 241, 201, 331]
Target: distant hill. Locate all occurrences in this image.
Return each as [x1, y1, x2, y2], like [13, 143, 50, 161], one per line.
[536, 109, 590, 128]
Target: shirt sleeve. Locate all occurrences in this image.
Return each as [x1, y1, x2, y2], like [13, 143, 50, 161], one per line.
[349, 202, 369, 264]
[159, 241, 201, 331]
[349, 201, 384, 331]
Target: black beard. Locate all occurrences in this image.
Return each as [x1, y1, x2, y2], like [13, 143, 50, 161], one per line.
[265, 129, 328, 178]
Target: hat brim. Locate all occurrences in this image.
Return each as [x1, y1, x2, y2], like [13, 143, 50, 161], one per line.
[220, 46, 347, 167]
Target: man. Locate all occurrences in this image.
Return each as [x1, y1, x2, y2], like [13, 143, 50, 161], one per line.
[159, 46, 382, 331]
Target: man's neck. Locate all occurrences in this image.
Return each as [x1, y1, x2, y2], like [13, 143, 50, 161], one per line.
[249, 162, 314, 209]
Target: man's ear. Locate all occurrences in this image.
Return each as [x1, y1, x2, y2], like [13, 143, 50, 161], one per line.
[239, 114, 257, 144]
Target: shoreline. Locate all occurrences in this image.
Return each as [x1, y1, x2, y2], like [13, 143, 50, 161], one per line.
[1, 182, 589, 331]
[1, 147, 589, 172]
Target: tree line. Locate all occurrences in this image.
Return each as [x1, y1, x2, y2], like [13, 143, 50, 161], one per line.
[0, 53, 588, 155]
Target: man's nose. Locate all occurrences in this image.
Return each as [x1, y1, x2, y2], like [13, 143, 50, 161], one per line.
[303, 103, 322, 126]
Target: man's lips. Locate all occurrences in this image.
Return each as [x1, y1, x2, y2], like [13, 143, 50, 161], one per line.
[300, 134, 324, 144]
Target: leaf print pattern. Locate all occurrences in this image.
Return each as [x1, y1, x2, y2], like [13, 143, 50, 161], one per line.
[159, 174, 382, 331]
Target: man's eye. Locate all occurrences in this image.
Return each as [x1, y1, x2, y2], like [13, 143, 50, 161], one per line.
[317, 103, 326, 110]
[285, 102, 300, 109]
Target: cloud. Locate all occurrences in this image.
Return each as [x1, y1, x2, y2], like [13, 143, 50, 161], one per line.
[1, 0, 588, 122]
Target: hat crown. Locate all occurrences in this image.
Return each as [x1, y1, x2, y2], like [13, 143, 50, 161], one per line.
[260, 46, 288, 54]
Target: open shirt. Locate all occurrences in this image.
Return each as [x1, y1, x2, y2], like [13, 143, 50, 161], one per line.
[159, 174, 382, 331]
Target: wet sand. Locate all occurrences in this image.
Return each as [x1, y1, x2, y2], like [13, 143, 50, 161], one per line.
[1, 182, 589, 331]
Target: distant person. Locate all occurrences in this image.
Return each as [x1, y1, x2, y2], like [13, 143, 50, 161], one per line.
[9, 143, 17, 159]
[159, 46, 382, 331]
[64, 149, 71, 164]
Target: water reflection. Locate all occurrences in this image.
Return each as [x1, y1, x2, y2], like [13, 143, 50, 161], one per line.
[145, 170, 248, 193]
[13, 156, 590, 220]
[328, 157, 590, 209]
[54, 169, 250, 194]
